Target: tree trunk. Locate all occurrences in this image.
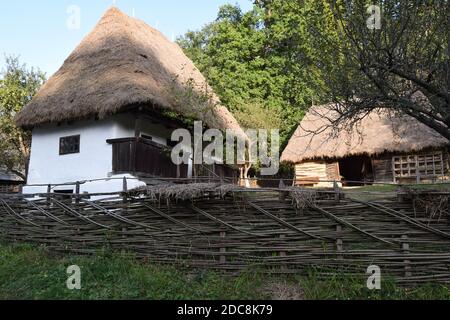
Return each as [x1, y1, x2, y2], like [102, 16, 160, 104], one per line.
[406, 111, 450, 142]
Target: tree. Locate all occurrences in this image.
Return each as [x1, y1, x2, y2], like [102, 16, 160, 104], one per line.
[0, 56, 46, 180]
[178, 2, 338, 146]
[178, 5, 287, 131]
[255, 0, 344, 136]
[322, 0, 450, 140]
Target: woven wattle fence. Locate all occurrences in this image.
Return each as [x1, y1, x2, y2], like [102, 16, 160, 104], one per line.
[1, 185, 450, 285]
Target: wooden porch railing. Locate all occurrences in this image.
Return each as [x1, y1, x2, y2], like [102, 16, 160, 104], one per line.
[107, 137, 188, 178]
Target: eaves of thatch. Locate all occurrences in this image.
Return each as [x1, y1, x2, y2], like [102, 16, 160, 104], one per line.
[15, 7, 245, 138]
[0, 169, 23, 182]
[281, 105, 450, 164]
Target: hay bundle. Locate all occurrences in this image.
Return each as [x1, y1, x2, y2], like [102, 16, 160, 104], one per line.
[281, 104, 449, 164]
[404, 188, 450, 220]
[288, 188, 317, 209]
[142, 183, 241, 201]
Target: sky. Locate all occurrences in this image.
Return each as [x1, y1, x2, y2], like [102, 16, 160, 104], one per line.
[0, 0, 253, 76]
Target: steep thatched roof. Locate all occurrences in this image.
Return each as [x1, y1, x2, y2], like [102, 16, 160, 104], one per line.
[15, 7, 244, 136]
[281, 105, 450, 163]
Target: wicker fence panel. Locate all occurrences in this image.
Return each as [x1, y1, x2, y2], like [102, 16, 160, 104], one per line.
[1, 189, 450, 285]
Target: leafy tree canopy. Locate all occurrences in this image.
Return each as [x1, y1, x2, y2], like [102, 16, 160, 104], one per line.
[178, 1, 340, 146]
[322, 0, 450, 141]
[179, 0, 449, 144]
[0, 56, 46, 179]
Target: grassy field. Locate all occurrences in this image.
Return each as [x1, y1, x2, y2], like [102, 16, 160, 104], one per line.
[347, 183, 450, 192]
[343, 182, 450, 201]
[1, 242, 449, 300]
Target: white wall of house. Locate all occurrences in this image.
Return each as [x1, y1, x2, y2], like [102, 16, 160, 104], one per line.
[23, 113, 176, 197]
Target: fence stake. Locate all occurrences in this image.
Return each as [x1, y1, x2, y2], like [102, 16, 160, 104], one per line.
[397, 186, 406, 203]
[336, 225, 343, 260]
[75, 182, 80, 204]
[279, 234, 286, 258]
[122, 177, 128, 203]
[334, 181, 341, 203]
[279, 179, 288, 202]
[46, 184, 51, 206]
[401, 235, 412, 278]
[220, 231, 226, 265]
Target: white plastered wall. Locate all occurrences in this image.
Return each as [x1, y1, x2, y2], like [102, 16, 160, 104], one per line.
[23, 114, 174, 197]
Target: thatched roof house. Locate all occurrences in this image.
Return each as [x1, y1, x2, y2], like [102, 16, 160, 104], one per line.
[17, 7, 243, 196]
[16, 7, 243, 136]
[282, 105, 450, 186]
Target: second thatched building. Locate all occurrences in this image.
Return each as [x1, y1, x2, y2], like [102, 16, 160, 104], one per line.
[281, 105, 450, 187]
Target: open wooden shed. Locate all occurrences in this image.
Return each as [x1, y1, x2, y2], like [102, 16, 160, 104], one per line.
[281, 105, 450, 187]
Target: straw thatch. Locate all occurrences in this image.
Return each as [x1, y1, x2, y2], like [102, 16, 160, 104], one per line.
[281, 105, 450, 163]
[15, 7, 244, 137]
[136, 183, 242, 201]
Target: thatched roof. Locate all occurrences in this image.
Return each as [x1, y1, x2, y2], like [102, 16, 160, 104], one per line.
[15, 7, 244, 137]
[133, 183, 242, 201]
[281, 105, 450, 163]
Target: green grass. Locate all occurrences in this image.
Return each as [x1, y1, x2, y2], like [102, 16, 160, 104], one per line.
[0, 243, 264, 300]
[299, 270, 450, 300]
[347, 183, 450, 193]
[343, 183, 450, 201]
[0, 243, 449, 300]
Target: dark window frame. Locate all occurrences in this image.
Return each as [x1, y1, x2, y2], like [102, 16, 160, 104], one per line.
[140, 134, 153, 141]
[59, 135, 80, 155]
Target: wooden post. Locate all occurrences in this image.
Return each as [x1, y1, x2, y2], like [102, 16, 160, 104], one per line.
[239, 167, 244, 187]
[122, 177, 128, 203]
[279, 234, 286, 258]
[279, 179, 288, 202]
[392, 156, 397, 184]
[401, 235, 412, 278]
[397, 186, 405, 203]
[279, 234, 287, 272]
[336, 225, 343, 260]
[46, 184, 51, 206]
[122, 177, 129, 239]
[134, 114, 142, 138]
[220, 231, 226, 265]
[14, 223, 18, 242]
[333, 181, 341, 203]
[402, 235, 412, 278]
[75, 182, 80, 204]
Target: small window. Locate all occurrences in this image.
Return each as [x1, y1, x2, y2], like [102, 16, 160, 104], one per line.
[141, 134, 153, 141]
[393, 152, 444, 181]
[59, 135, 80, 155]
